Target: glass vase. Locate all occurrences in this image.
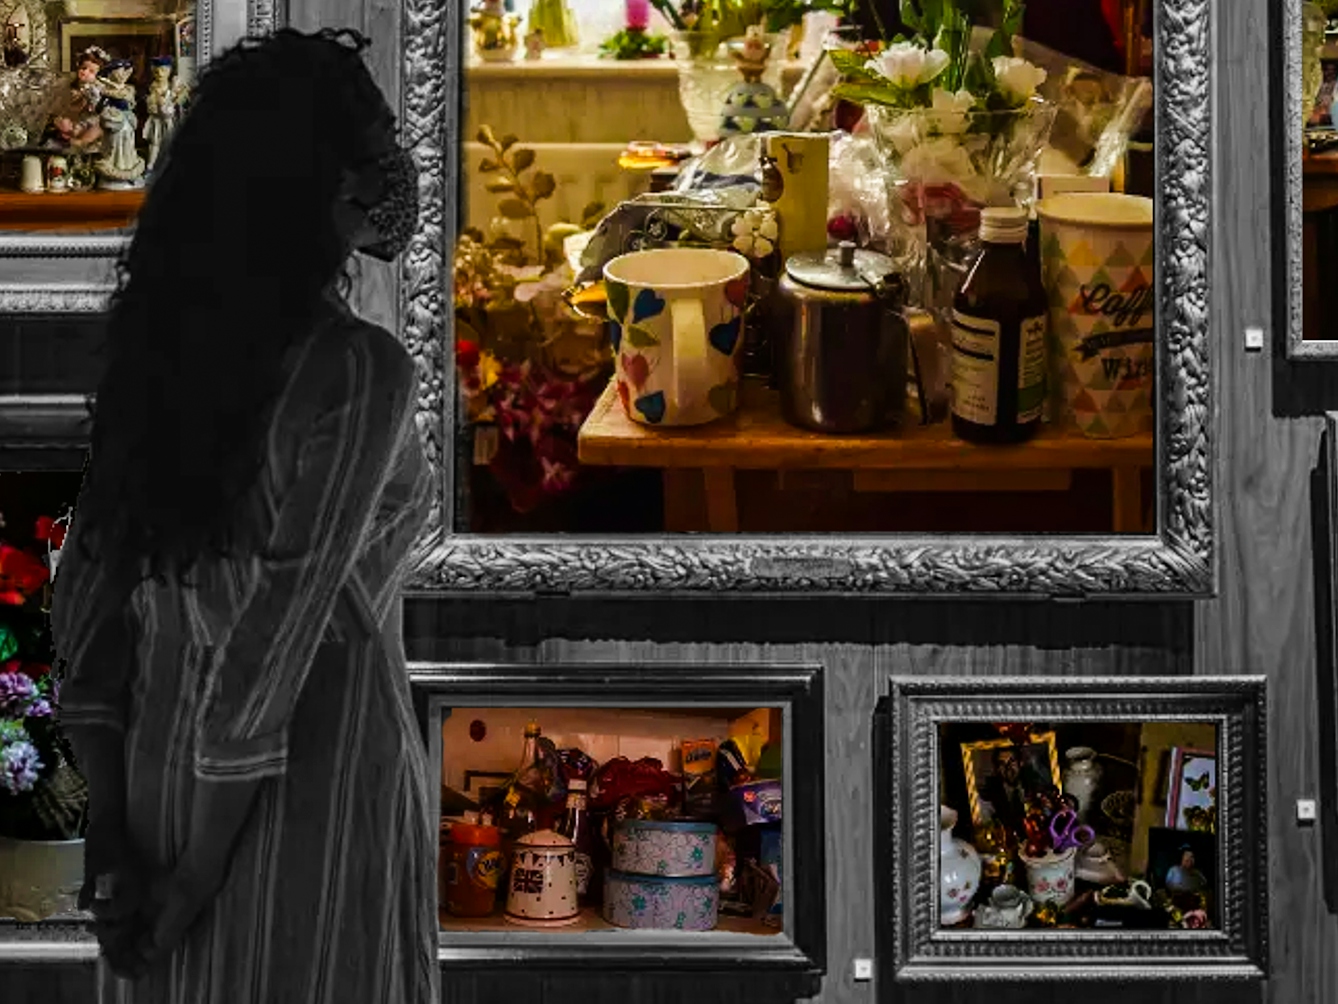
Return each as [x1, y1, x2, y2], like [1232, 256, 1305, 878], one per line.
[863, 100, 1057, 313]
[668, 29, 786, 146]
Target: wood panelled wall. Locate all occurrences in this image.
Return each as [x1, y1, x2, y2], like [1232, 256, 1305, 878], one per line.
[294, 0, 1338, 1001]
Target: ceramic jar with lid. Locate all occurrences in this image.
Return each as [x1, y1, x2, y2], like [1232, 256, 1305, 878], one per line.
[504, 829, 580, 927]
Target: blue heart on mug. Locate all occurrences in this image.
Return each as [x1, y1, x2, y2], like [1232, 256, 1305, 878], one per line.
[708, 316, 742, 356]
[634, 391, 667, 424]
[632, 288, 666, 323]
[609, 321, 622, 353]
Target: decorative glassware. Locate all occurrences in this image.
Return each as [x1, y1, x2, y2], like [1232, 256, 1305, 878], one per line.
[0, 67, 68, 151]
[863, 101, 1057, 312]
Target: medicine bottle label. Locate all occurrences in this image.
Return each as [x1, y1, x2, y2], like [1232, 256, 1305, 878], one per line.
[1017, 314, 1047, 423]
[951, 311, 1000, 426]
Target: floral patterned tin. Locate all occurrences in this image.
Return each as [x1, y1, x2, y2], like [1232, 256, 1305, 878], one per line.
[611, 819, 717, 878]
[602, 868, 719, 931]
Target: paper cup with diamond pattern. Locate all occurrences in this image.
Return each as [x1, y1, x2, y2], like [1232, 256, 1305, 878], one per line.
[1037, 193, 1155, 439]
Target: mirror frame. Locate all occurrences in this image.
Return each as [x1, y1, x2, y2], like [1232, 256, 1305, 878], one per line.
[878, 675, 1269, 982]
[402, 0, 1214, 597]
[0, 0, 280, 314]
[1283, 0, 1338, 359]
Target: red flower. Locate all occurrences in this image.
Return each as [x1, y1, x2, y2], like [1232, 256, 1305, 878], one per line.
[0, 543, 49, 605]
[455, 339, 481, 371]
[34, 516, 67, 549]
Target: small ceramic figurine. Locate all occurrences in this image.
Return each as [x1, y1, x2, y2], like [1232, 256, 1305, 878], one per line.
[719, 26, 789, 138]
[470, 0, 522, 61]
[44, 46, 108, 151]
[95, 59, 146, 189]
[143, 56, 187, 172]
[524, 28, 545, 60]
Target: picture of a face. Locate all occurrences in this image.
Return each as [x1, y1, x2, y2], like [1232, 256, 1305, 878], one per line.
[995, 749, 1021, 785]
[76, 58, 100, 83]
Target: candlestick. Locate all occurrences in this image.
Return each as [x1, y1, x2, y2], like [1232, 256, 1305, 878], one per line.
[626, 0, 650, 31]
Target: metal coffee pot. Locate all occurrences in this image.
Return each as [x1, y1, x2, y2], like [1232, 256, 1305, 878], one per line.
[774, 241, 935, 434]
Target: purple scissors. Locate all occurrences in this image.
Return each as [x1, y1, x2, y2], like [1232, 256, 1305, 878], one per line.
[1049, 809, 1095, 852]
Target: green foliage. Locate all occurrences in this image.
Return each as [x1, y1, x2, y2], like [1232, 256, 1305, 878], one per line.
[598, 27, 669, 59]
[476, 125, 558, 264]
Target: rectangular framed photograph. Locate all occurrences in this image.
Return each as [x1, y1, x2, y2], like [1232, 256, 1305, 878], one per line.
[960, 732, 1062, 829]
[398, 0, 1216, 597]
[876, 676, 1268, 981]
[407, 660, 825, 995]
[59, 19, 175, 74]
[1164, 746, 1217, 830]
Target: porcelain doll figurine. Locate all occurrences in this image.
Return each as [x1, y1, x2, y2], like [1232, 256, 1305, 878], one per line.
[142, 56, 186, 172]
[95, 59, 146, 189]
[44, 46, 108, 151]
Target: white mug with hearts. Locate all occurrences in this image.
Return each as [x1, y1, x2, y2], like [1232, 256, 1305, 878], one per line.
[603, 248, 751, 427]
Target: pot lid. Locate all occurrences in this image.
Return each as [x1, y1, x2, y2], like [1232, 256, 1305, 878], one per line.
[785, 240, 899, 293]
[515, 828, 574, 848]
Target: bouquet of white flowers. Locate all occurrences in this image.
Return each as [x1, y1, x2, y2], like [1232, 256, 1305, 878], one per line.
[828, 0, 1056, 308]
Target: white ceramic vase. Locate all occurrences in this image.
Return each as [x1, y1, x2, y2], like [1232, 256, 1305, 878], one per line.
[939, 805, 982, 925]
[0, 835, 84, 922]
[1062, 746, 1104, 823]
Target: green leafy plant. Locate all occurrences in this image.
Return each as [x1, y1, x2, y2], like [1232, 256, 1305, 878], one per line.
[650, 0, 856, 58]
[475, 125, 563, 266]
[829, 0, 1037, 111]
[599, 27, 670, 59]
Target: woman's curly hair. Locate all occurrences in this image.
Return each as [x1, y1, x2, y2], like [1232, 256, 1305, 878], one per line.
[74, 28, 393, 582]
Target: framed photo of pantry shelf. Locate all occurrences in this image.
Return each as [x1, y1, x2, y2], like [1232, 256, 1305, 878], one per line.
[407, 661, 825, 993]
[1284, 0, 1338, 357]
[873, 676, 1268, 981]
[405, 0, 1213, 598]
[0, 0, 276, 312]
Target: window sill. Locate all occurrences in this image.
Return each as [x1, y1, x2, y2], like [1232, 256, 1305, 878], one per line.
[466, 52, 808, 83]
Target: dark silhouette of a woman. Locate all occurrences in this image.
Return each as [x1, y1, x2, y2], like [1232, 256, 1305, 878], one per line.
[50, 28, 438, 1004]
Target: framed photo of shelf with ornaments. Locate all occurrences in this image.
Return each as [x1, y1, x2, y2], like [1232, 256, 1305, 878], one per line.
[875, 676, 1268, 982]
[407, 661, 826, 994]
[0, 0, 277, 312]
[407, 0, 1214, 598]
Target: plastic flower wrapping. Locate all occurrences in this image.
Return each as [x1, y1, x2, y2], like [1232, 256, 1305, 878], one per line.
[0, 510, 86, 840]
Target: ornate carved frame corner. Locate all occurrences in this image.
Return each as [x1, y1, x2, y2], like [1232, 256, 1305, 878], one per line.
[401, 0, 1213, 597]
[878, 676, 1269, 981]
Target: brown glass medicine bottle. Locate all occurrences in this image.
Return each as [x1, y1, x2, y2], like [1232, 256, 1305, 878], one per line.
[950, 206, 1047, 444]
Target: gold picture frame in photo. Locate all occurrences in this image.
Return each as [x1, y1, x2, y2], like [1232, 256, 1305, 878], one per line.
[960, 731, 1062, 828]
[59, 18, 175, 73]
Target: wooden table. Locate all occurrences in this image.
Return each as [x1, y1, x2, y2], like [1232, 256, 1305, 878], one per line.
[577, 379, 1154, 533]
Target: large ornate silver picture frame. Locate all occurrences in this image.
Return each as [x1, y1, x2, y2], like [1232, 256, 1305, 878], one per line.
[0, 0, 280, 315]
[876, 676, 1269, 982]
[1283, 0, 1338, 359]
[400, 0, 1215, 596]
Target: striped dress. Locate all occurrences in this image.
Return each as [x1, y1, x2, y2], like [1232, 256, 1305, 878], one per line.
[50, 309, 440, 1004]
